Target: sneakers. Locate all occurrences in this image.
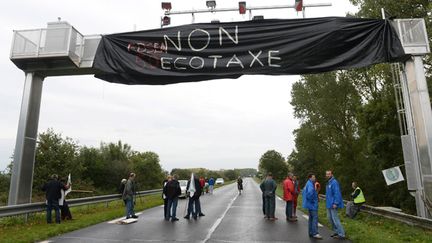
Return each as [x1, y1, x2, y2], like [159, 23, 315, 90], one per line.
[171, 217, 179, 222]
[330, 233, 338, 237]
[131, 215, 138, 219]
[312, 234, 323, 239]
[184, 215, 190, 220]
[198, 213, 205, 217]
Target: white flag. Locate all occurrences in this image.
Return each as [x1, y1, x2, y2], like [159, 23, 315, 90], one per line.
[188, 173, 196, 198]
[382, 166, 404, 186]
[65, 173, 72, 196]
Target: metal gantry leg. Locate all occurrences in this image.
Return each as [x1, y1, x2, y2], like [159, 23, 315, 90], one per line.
[8, 73, 44, 205]
[404, 56, 432, 218]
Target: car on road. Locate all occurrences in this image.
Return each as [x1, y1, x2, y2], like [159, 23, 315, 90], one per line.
[179, 180, 188, 198]
[215, 178, 224, 185]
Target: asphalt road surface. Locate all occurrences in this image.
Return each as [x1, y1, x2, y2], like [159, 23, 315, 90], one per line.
[46, 178, 351, 243]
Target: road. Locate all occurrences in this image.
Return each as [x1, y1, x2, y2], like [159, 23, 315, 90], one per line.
[46, 178, 351, 242]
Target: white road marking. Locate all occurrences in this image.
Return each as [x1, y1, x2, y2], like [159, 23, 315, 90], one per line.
[202, 191, 239, 243]
[107, 212, 143, 224]
[302, 214, 323, 227]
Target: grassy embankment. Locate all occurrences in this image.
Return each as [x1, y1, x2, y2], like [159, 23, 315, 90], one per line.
[255, 178, 432, 243]
[0, 181, 234, 243]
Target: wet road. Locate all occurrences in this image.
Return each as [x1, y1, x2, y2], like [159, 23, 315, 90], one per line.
[47, 178, 350, 242]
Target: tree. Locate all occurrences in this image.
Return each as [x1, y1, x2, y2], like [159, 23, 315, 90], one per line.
[132, 151, 165, 190]
[33, 129, 83, 195]
[223, 169, 239, 181]
[349, 0, 431, 103]
[170, 168, 193, 180]
[0, 171, 10, 205]
[258, 150, 288, 182]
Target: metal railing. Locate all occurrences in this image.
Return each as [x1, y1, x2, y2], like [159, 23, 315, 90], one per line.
[0, 189, 162, 218]
[317, 194, 432, 231]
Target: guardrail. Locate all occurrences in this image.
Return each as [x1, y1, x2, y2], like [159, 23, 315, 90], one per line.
[0, 189, 162, 218]
[317, 194, 432, 231]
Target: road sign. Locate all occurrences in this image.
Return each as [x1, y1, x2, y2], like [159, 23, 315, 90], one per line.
[382, 166, 405, 186]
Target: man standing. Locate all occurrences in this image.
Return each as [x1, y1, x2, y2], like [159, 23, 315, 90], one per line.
[199, 176, 206, 195]
[325, 170, 345, 239]
[346, 181, 365, 219]
[208, 177, 215, 194]
[237, 176, 243, 195]
[42, 174, 70, 224]
[162, 175, 171, 219]
[123, 172, 138, 219]
[283, 172, 296, 221]
[292, 175, 300, 218]
[164, 175, 181, 222]
[260, 172, 277, 220]
[302, 173, 322, 239]
[184, 173, 204, 220]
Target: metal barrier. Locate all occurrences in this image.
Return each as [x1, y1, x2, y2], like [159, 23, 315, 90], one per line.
[317, 194, 432, 231]
[0, 189, 162, 218]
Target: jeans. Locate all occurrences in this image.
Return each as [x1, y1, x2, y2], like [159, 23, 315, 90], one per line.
[327, 208, 345, 237]
[187, 196, 200, 217]
[167, 197, 178, 219]
[264, 196, 275, 218]
[285, 201, 293, 218]
[163, 198, 168, 218]
[308, 210, 319, 236]
[209, 185, 214, 194]
[46, 199, 60, 224]
[125, 198, 135, 218]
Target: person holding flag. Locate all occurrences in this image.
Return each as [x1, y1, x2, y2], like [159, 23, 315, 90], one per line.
[60, 174, 72, 220]
[184, 173, 204, 220]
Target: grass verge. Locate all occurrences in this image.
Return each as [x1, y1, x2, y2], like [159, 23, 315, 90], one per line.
[0, 193, 162, 243]
[254, 177, 432, 243]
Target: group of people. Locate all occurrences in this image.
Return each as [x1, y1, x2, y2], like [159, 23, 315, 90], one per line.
[42, 169, 365, 241]
[161, 173, 207, 222]
[42, 174, 72, 224]
[259, 172, 300, 221]
[260, 170, 365, 240]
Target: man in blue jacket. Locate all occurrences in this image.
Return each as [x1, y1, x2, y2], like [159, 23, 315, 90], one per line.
[325, 170, 345, 239]
[302, 173, 322, 239]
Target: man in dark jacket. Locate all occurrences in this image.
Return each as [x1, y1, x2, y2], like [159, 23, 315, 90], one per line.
[184, 174, 205, 220]
[162, 176, 171, 219]
[42, 174, 69, 224]
[260, 172, 277, 220]
[123, 172, 138, 219]
[164, 175, 181, 222]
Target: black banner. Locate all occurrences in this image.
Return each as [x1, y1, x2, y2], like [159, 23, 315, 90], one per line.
[93, 17, 407, 85]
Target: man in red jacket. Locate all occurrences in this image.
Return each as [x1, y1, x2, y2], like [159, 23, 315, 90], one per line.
[283, 172, 297, 222]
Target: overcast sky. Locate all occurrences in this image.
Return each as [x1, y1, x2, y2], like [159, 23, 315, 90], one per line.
[0, 0, 358, 172]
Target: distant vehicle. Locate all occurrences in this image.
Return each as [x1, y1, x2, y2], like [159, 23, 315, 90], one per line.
[179, 180, 188, 198]
[215, 178, 224, 185]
